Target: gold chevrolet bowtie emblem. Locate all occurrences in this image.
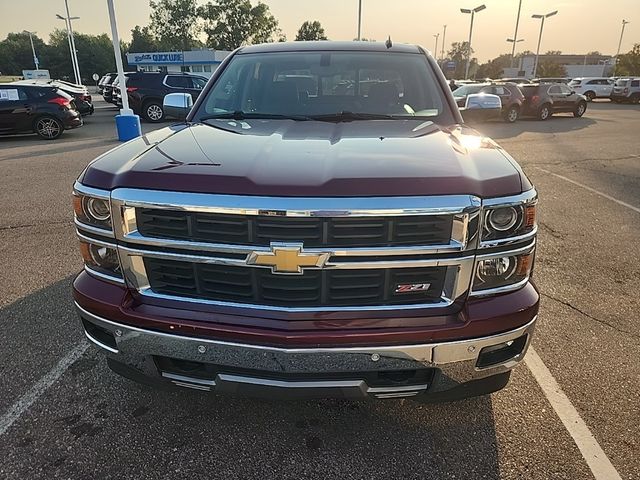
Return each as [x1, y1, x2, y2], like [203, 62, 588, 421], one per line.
[247, 243, 330, 274]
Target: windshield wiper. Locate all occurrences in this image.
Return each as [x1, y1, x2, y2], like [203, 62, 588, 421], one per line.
[308, 111, 398, 122]
[200, 111, 311, 121]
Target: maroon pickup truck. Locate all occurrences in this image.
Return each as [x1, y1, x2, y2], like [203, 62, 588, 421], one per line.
[72, 42, 538, 402]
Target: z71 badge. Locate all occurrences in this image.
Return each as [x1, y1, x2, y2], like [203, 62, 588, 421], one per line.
[395, 283, 431, 293]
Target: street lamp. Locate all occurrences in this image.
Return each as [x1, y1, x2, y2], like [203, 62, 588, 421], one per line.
[531, 10, 558, 78]
[56, 1, 81, 84]
[22, 30, 39, 70]
[460, 4, 486, 79]
[433, 33, 439, 60]
[509, 0, 523, 68]
[357, 0, 362, 41]
[614, 19, 630, 76]
[507, 38, 524, 71]
[441, 25, 447, 62]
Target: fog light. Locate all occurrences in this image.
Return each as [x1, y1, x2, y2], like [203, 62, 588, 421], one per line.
[80, 241, 121, 278]
[477, 257, 515, 279]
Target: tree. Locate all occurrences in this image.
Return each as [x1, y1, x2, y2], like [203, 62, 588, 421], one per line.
[130, 25, 159, 53]
[0, 32, 48, 75]
[446, 42, 477, 79]
[149, 0, 201, 51]
[199, 0, 284, 50]
[47, 29, 117, 82]
[536, 60, 567, 77]
[476, 53, 511, 79]
[544, 50, 562, 55]
[295, 21, 327, 41]
[616, 43, 640, 76]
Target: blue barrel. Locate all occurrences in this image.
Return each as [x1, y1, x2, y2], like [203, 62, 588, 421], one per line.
[115, 114, 142, 142]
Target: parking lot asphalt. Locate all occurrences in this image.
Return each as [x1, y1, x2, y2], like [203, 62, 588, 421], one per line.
[0, 99, 638, 479]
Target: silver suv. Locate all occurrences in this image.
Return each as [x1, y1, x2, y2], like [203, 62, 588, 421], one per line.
[611, 78, 640, 104]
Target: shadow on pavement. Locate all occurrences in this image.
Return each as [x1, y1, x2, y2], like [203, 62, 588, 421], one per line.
[0, 277, 502, 479]
[475, 115, 597, 140]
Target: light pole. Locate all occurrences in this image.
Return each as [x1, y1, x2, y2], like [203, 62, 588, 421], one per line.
[532, 10, 558, 78]
[433, 33, 439, 60]
[509, 0, 523, 68]
[460, 4, 486, 79]
[441, 25, 447, 61]
[614, 19, 630, 76]
[22, 30, 39, 70]
[507, 38, 524, 71]
[357, 0, 362, 41]
[56, 12, 81, 84]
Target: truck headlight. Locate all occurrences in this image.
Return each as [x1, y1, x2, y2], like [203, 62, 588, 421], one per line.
[472, 249, 534, 294]
[481, 190, 537, 246]
[73, 193, 112, 229]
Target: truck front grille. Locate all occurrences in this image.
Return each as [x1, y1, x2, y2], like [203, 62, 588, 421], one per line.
[144, 257, 447, 307]
[136, 208, 453, 248]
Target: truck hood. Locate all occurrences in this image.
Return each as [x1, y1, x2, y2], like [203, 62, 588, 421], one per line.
[80, 119, 526, 197]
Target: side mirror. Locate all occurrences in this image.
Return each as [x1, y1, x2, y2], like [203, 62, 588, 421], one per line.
[163, 92, 193, 120]
[460, 93, 502, 122]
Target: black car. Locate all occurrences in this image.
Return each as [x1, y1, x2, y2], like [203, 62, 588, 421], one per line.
[519, 83, 587, 120]
[101, 73, 119, 104]
[453, 82, 525, 122]
[12, 79, 94, 116]
[98, 73, 115, 94]
[118, 72, 208, 122]
[0, 84, 82, 139]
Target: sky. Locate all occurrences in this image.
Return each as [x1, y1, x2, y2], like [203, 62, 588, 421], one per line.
[0, 0, 636, 62]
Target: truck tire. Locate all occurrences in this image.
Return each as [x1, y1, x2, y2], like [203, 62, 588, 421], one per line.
[34, 116, 64, 140]
[537, 104, 551, 121]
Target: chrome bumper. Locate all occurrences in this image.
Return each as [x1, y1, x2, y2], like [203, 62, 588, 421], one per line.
[76, 302, 536, 400]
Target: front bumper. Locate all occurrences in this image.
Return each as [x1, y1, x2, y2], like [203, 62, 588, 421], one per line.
[77, 302, 536, 400]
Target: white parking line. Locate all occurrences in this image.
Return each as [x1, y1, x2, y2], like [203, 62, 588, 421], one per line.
[0, 341, 89, 436]
[535, 167, 640, 214]
[525, 347, 622, 480]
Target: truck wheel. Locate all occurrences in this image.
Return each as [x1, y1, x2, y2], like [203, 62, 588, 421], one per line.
[537, 104, 551, 121]
[504, 105, 519, 123]
[143, 101, 165, 123]
[34, 116, 64, 140]
[573, 101, 587, 117]
[584, 91, 595, 102]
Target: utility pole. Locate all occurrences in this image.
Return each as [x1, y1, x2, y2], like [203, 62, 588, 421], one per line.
[441, 25, 447, 61]
[510, 0, 523, 68]
[460, 5, 486, 80]
[357, 0, 362, 41]
[23, 31, 39, 70]
[614, 19, 630, 76]
[433, 33, 439, 60]
[532, 10, 558, 78]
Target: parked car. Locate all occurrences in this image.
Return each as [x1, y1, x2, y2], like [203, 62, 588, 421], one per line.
[73, 41, 538, 403]
[453, 82, 525, 122]
[568, 77, 613, 101]
[519, 83, 587, 120]
[101, 73, 120, 104]
[97, 73, 115, 94]
[12, 79, 94, 116]
[0, 84, 82, 139]
[532, 77, 570, 84]
[114, 71, 208, 122]
[610, 77, 640, 104]
[501, 77, 531, 84]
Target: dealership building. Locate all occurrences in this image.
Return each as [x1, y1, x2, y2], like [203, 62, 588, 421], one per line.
[125, 49, 231, 77]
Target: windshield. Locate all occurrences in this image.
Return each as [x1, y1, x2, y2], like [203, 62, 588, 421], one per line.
[452, 84, 487, 97]
[194, 51, 453, 123]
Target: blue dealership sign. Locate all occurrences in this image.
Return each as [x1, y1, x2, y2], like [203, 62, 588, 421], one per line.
[130, 52, 184, 64]
[446, 61, 456, 70]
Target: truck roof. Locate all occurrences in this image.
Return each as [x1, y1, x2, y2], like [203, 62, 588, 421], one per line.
[238, 41, 423, 55]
